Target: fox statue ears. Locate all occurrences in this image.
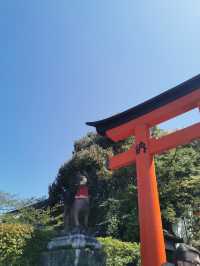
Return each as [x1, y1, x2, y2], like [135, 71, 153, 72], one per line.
[76, 171, 88, 185]
[82, 171, 89, 179]
[80, 176, 87, 185]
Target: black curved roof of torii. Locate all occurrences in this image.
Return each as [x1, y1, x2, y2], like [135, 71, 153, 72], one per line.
[86, 74, 200, 136]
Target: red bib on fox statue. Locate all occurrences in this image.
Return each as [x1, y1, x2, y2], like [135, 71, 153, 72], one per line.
[75, 180, 89, 199]
[71, 174, 89, 228]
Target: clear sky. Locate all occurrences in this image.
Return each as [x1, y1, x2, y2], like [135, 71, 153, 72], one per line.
[0, 1, 199, 199]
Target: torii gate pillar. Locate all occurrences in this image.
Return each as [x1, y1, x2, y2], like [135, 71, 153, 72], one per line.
[87, 74, 200, 266]
[135, 124, 166, 266]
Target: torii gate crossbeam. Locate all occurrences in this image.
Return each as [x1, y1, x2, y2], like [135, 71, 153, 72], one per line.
[86, 74, 200, 266]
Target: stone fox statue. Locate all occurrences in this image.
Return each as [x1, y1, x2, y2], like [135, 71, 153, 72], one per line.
[64, 172, 89, 230]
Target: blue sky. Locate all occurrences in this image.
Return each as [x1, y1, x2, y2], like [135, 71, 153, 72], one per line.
[0, 1, 199, 199]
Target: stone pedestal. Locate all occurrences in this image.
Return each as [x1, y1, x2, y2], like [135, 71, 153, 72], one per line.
[40, 230, 106, 266]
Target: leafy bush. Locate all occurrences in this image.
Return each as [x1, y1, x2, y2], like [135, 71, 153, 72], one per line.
[2, 206, 51, 227]
[19, 228, 54, 266]
[0, 223, 54, 266]
[98, 237, 140, 266]
[0, 224, 140, 266]
[0, 223, 33, 265]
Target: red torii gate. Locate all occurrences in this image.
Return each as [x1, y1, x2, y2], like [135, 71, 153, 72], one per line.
[86, 74, 200, 266]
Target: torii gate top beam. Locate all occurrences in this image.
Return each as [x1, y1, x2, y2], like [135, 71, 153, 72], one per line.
[86, 74, 200, 141]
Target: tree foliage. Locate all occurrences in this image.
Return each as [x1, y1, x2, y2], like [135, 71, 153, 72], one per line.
[49, 129, 200, 244]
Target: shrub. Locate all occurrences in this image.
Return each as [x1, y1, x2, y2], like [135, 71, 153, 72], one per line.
[0, 223, 33, 265]
[98, 237, 140, 266]
[19, 228, 54, 266]
[0, 223, 54, 266]
[0, 224, 140, 266]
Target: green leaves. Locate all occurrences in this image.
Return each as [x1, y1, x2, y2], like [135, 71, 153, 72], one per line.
[98, 237, 140, 266]
[155, 141, 200, 245]
[0, 224, 54, 266]
[49, 129, 200, 245]
[0, 224, 33, 265]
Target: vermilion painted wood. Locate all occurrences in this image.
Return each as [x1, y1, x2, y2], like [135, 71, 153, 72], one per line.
[97, 85, 200, 266]
[135, 125, 166, 266]
[149, 122, 200, 155]
[106, 101, 199, 266]
[109, 123, 200, 170]
[106, 89, 200, 141]
[109, 145, 136, 170]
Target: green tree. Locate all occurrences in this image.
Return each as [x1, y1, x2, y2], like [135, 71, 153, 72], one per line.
[49, 129, 200, 244]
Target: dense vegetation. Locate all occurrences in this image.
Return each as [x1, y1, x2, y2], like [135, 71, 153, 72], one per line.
[0, 223, 55, 266]
[0, 223, 140, 266]
[49, 128, 200, 245]
[0, 204, 54, 266]
[98, 237, 140, 266]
